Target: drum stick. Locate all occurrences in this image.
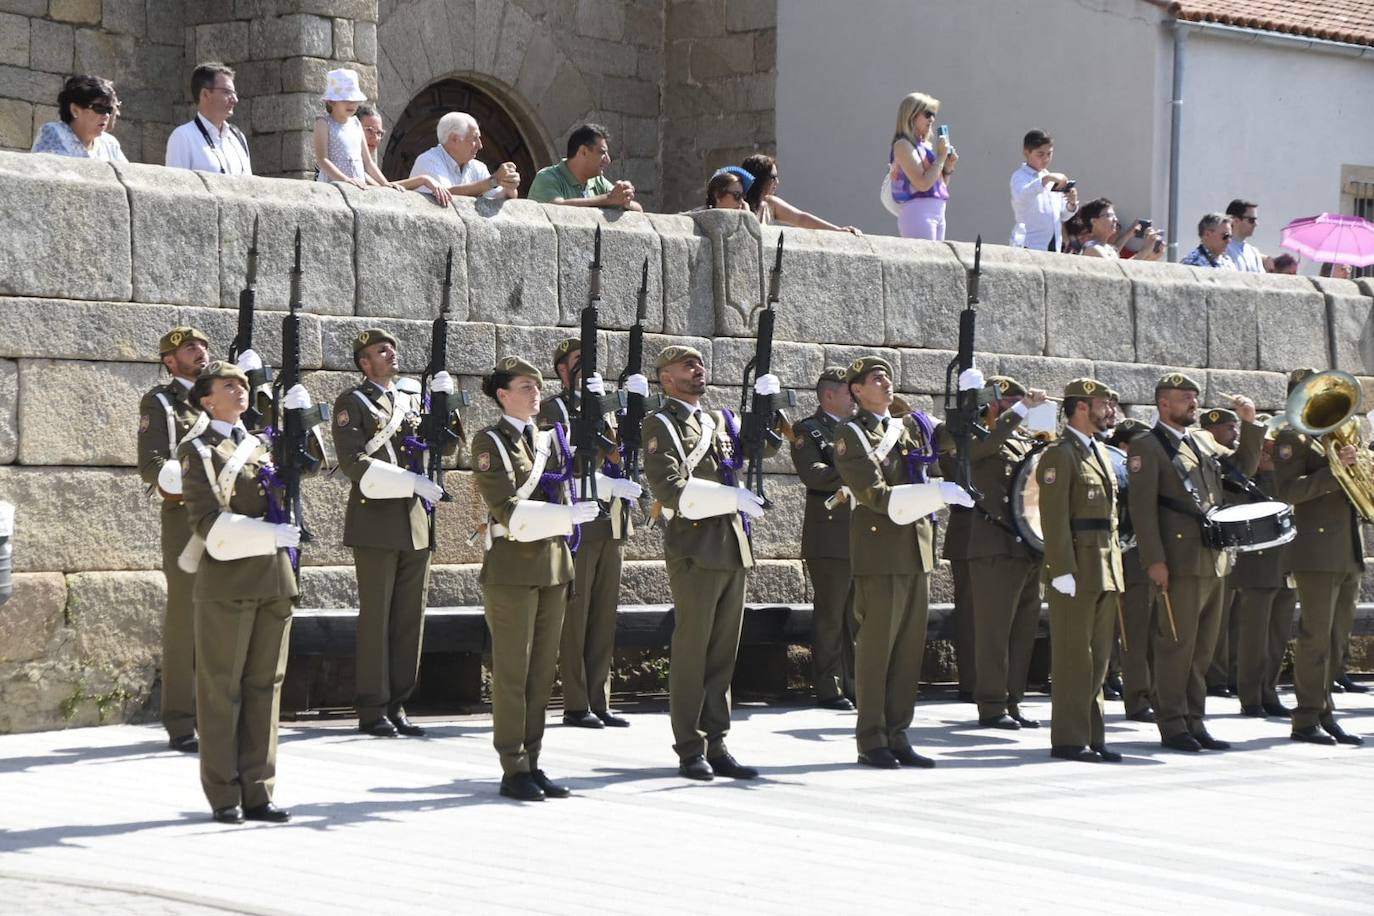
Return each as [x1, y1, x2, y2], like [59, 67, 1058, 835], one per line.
[1115, 593, 1128, 654]
[1161, 587, 1179, 642]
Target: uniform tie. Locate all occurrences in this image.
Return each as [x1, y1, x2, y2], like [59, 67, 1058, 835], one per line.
[231, 427, 245, 445]
[522, 425, 535, 453]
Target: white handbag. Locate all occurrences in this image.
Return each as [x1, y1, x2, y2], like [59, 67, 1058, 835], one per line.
[879, 167, 903, 217]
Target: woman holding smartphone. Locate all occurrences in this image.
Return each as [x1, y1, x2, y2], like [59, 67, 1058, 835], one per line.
[889, 92, 955, 240]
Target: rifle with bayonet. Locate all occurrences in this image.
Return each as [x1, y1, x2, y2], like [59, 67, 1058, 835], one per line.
[739, 234, 796, 507]
[615, 256, 656, 527]
[228, 215, 272, 428]
[419, 246, 468, 553]
[942, 235, 991, 499]
[571, 226, 625, 512]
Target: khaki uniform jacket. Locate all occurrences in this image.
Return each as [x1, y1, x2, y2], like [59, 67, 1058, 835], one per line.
[833, 409, 944, 577]
[1127, 421, 1262, 577]
[643, 399, 754, 570]
[471, 418, 575, 587]
[537, 390, 625, 545]
[968, 409, 1039, 561]
[1272, 429, 1365, 574]
[789, 409, 851, 560]
[1230, 469, 1292, 587]
[178, 429, 298, 601]
[1036, 431, 1124, 592]
[138, 379, 203, 494]
[332, 380, 463, 552]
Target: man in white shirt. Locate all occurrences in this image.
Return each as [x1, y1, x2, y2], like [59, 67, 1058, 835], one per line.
[1009, 130, 1078, 252]
[409, 112, 519, 200]
[165, 63, 252, 176]
[1224, 199, 1271, 273]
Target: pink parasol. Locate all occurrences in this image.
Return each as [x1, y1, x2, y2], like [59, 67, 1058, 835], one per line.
[1279, 213, 1374, 268]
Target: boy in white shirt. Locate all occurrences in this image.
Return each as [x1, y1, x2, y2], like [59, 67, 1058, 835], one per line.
[1009, 129, 1077, 252]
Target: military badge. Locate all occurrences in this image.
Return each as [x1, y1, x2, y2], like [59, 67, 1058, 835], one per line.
[646, 437, 657, 455]
[1082, 380, 1097, 394]
[1278, 444, 1292, 459]
[139, 414, 150, 433]
[835, 437, 847, 456]
[477, 451, 491, 471]
[1087, 488, 1097, 500]
[1128, 455, 1142, 473]
[169, 331, 184, 347]
[181, 456, 191, 474]
[337, 409, 350, 427]
[501, 356, 519, 371]
[357, 331, 370, 346]
[1043, 467, 1057, 485]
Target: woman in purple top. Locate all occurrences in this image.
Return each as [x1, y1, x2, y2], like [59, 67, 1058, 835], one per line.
[889, 92, 954, 240]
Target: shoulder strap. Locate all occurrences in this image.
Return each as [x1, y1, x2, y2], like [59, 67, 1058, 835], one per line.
[353, 389, 404, 461]
[191, 438, 230, 510]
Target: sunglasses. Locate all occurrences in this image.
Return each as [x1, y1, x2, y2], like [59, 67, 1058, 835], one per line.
[1221, 233, 1233, 240]
[87, 102, 116, 115]
[725, 189, 744, 200]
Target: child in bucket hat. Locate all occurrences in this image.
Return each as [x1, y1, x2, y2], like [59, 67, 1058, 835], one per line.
[314, 68, 401, 191]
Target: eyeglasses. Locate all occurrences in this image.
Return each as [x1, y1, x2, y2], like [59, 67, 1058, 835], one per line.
[210, 86, 238, 98]
[86, 102, 115, 115]
[363, 127, 386, 137]
[725, 189, 744, 201]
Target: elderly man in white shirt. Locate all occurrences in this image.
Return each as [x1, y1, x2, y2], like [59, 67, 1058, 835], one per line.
[1009, 130, 1078, 252]
[165, 63, 252, 176]
[409, 112, 519, 200]
[1223, 199, 1271, 273]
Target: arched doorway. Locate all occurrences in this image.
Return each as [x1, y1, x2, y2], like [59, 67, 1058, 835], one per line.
[382, 78, 543, 199]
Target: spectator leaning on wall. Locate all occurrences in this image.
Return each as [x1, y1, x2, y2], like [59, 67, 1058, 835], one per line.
[1224, 199, 1270, 273]
[1180, 213, 1238, 269]
[527, 123, 641, 211]
[410, 111, 519, 202]
[165, 63, 252, 176]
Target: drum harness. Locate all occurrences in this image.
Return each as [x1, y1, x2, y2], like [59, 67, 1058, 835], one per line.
[1150, 426, 1271, 546]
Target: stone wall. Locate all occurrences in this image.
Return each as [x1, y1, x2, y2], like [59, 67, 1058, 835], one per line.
[3, 148, 1374, 732]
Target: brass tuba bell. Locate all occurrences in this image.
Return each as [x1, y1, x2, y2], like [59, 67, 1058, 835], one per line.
[1282, 369, 1374, 522]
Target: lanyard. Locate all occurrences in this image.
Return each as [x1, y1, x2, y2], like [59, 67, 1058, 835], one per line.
[192, 115, 239, 174]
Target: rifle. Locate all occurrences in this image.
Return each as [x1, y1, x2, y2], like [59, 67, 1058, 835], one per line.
[942, 235, 991, 499]
[228, 215, 272, 428]
[615, 256, 655, 526]
[419, 246, 468, 552]
[271, 228, 329, 556]
[739, 234, 796, 507]
[570, 226, 624, 512]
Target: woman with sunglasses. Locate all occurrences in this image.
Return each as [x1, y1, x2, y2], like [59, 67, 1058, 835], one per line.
[740, 154, 862, 234]
[705, 167, 750, 210]
[31, 74, 127, 163]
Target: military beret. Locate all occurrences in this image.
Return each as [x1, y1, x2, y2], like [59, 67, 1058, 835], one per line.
[493, 355, 542, 379]
[353, 328, 399, 354]
[844, 355, 895, 383]
[987, 375, 1027, 398]
[159, 326, 209, 355]
[1109, 417, 1150, 444]
[1105, 387, 1121, 403]
[817, 365, 848, 384]
[1287, 367, 1318, 393]
[655, 345, 705, 370]
[1201, 407, 1239, 427]
[553, 337, 581, 370]
[1062, 377, 1108, 399]
[197, 359, 249, 387]
[1155, 371, 1201, 394]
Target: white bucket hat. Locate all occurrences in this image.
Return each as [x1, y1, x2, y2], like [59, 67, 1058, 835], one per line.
[321, 68, 367, 103]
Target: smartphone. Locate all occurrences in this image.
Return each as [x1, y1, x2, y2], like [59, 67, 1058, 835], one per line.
[1062, 180, 1077, 192]
[1153, 238, 1164, 253]
[1135, 218, 1152, 238]
[937, 125, 949, 141]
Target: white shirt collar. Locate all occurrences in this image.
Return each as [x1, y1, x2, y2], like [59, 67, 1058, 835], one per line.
[1155, 419, 1188, 441]
[669, 397, 702, 416]
[1066, 425, 1096, 449]
[367, 378, 396, 395]
[210, 419, 249, 439]
[173, 376, 194, 390]
[823, 410, 846, 423]
[503, 415, 531, 435]
[196, 112, 228, 138]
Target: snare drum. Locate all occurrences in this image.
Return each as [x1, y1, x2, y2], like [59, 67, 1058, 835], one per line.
[1204, 500, 1296, 553]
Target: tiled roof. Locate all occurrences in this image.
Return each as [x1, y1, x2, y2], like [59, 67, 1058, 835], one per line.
[1156, 1, 1374, 48]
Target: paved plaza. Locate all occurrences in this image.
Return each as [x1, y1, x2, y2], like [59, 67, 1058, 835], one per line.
[2, 689, 1372, 915]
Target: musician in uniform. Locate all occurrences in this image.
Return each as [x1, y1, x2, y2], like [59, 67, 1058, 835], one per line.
[179, 361, 312, 823]
[138, 326, 213, 752]
[471, 356, 596, 800]
[331, 329, 462, 738]
[538, 338, 646, 729]
[966, 375, 1047, 730]
[643, 345, 778, 781]
[1201, 407, 1243, 698]
[1104, 417, 1156, 722]
[833, 356, 974, 769]
[789, 366, 858, 710]
[1273, 368, 1364, 746]
[1127, 373, 1260, 752]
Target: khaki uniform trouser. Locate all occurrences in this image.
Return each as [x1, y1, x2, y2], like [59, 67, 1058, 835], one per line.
[1048, 588, 1115, 748]
[484, 582, 567, 776]
[853, 572, 929, 754]
[1118, 574, 1156, 717]
[1291, 571, 1359, 730]
[969, 555, 1040, 719]
[807, 557, 856, 702]
[950, 559, 976, 694]
[161, 501, 197, 740]
[353, 545, 431, 722]
[1235, 586, 1296, 709]
[194, 596, 293, 811]
[561, 538, 623, 714]
[667, 558, 747, 761]
[1150, 574, 1225, 740]
[1206, 583, 1239, 689]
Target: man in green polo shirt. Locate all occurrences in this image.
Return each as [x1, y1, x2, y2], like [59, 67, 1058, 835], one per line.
[528, 123, 642, 211]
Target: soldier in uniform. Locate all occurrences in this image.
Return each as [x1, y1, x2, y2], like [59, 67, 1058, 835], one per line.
[471, 356, 597, 800]
[1201, 407, 1243, 698]
[538, 338, 645, 729]
[642, 345, 777, 781]
[1038, 378, 1125, 761]
[1273, 368, 1364, 746]
[138, 326, 213, 752]
[788, 366, 858, 710]
[1127, 374, 1260, 752]
[1104, 417, 1156, 722]
[331, 328, 462, 738]
[179, 361, 312, 824]
[966, 375, 1047, 730]
[943, 503, 977, 702]
[833, 356, 974, 769]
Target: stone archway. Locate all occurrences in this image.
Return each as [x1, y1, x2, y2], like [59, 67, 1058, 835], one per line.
[382, 78, 541, 199]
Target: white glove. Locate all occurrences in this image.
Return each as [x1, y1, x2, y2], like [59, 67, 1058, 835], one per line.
[237, 349, 263, 373]
[754, 373, 781, 396]
[570, 501, 600, 524]
[735, 486, 766, 518]
[610, 477, 642, 500]
[624, 373, 650, 398]
[1051, 573, 1076, 597]
[283, 384, 312, 410]
[939, 481, 974, 507]
[274, 524, 301, 549]
[958, 365, 984, 392]
[414, 475, 444, 503]
[585, 372, 605, 395]
[430, 371, 455, 395]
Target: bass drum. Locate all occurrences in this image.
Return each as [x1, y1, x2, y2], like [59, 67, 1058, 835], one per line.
[1010, 446, 1048, 555]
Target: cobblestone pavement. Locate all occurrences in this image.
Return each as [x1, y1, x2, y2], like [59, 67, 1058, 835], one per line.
[1, 690, 1372, 914]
